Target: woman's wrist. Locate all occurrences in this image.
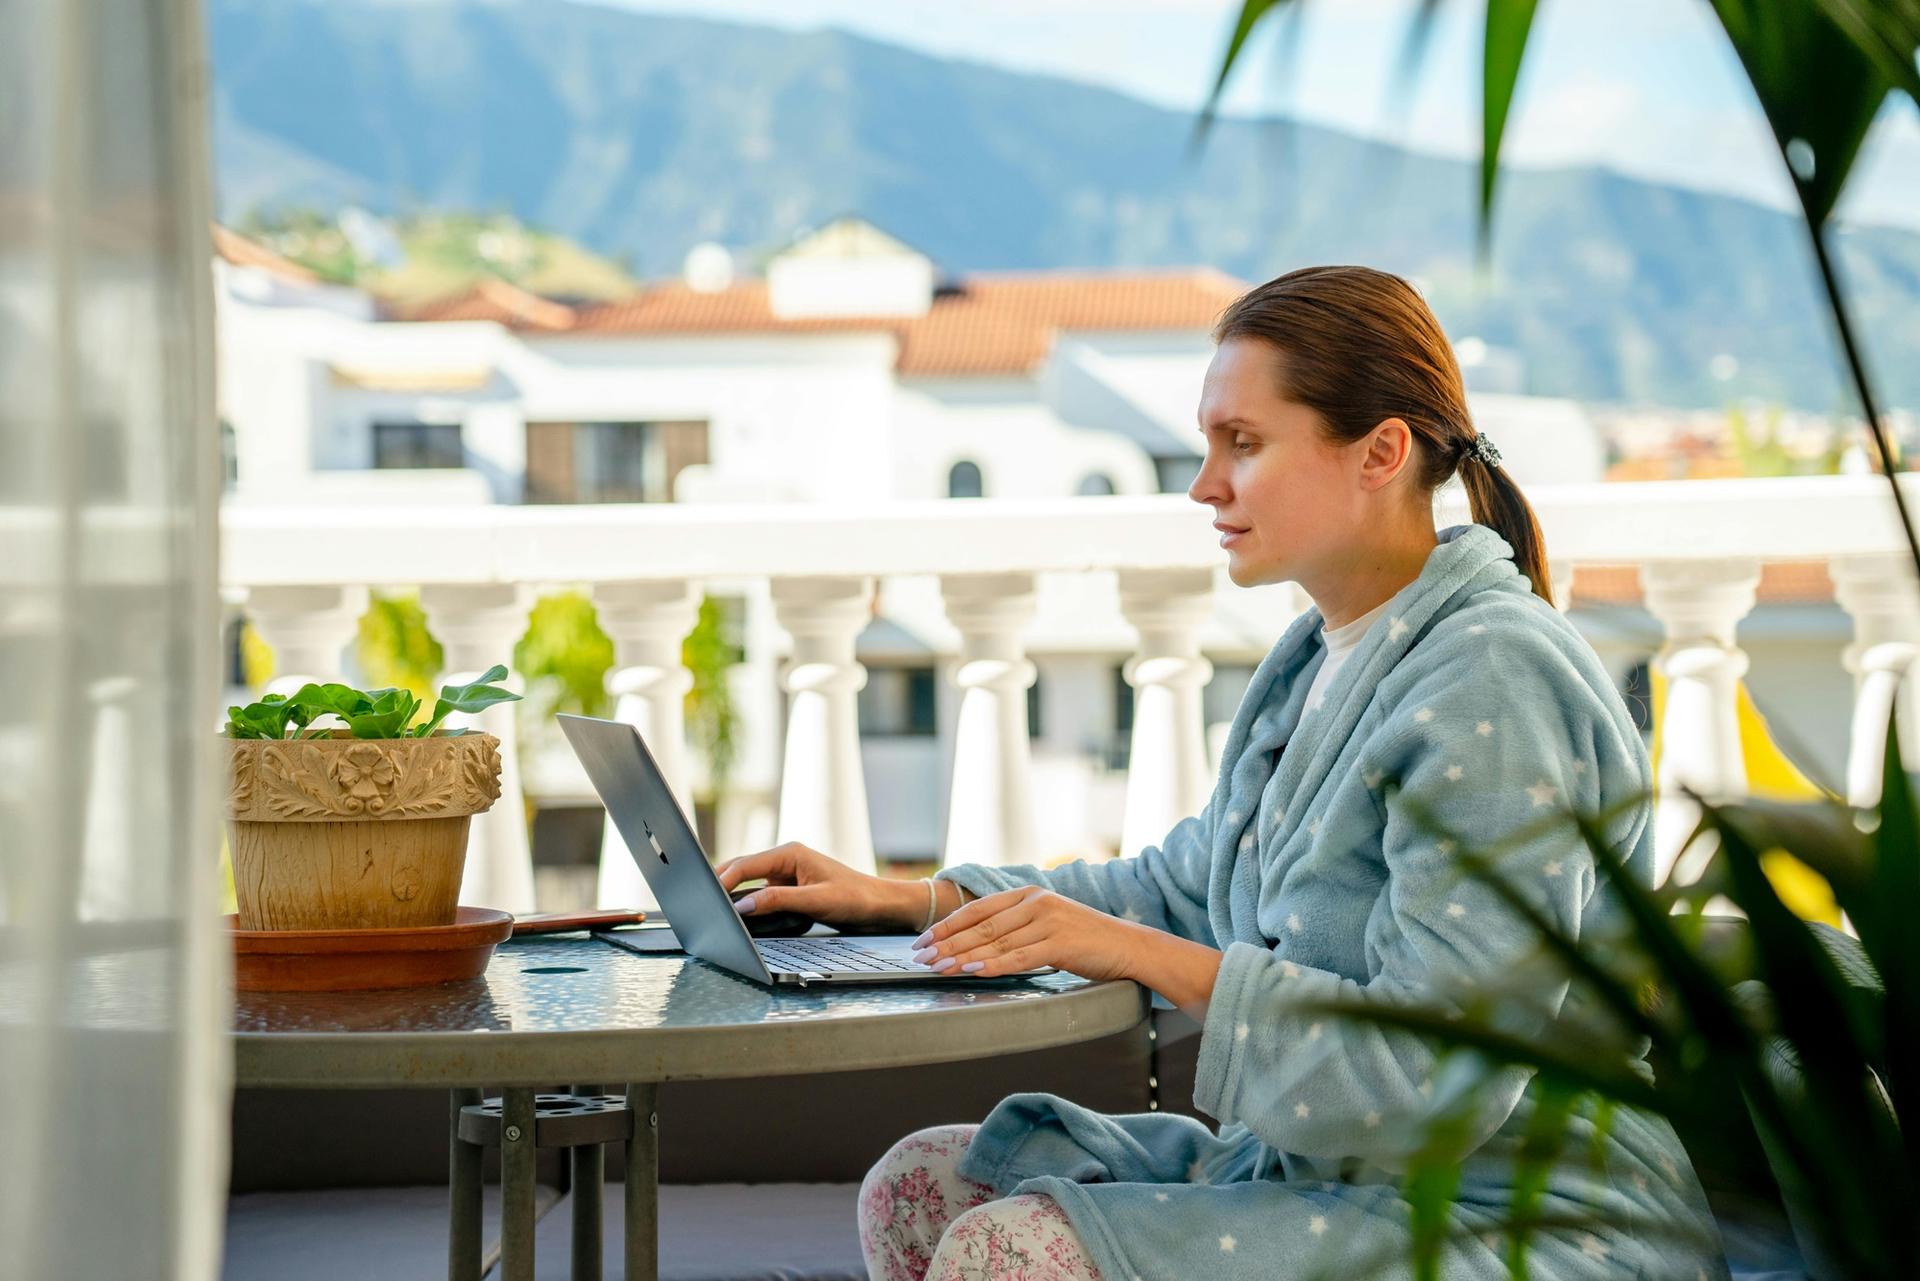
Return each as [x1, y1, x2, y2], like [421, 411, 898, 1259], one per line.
[1125, 928, 1223, 1021]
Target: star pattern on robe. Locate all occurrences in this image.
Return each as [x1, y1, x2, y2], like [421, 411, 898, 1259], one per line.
[1436, 839, 1456, 855]
[1154, 1192, 1170, 1203]
[1527, 780, 1560, 808]
[1307, 1021, 1323, 1040]
[1238, 832, 1255, 853]
[1446, 902, 1466, 919]
[1570, 759, 1588, 776]
[1579, 1234, 1608, 1261]
[1308, 1215, 1328, 1237]
[1418, 1079, 1433, 1098]
[1363, 768, 1384, 789]
[1363, 1110, 1381, 1128]
[1281, 961, 1301, 978]
[1444, 764, 1464, 782]
[1219, 1234, 1238, 1253]
[1287, 913, 1303, 934]
[1294, 1101, 1311, 1118]
[1306, 818, 1322, 837]
[1388, 616, 1409, 641]
[1475, 720, 1496, 737]
[1413, 706, 1435, 723]
[1121, 908, 1145, 924]
[1234, 1021, 1250, 1043]
[1187, 1158, 1209, 1184]
[1468, 623, 1488, 635]
[1543, 860, 1563, 878]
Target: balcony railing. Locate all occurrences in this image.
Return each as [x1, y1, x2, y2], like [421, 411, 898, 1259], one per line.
[209, 476, 1920, 912]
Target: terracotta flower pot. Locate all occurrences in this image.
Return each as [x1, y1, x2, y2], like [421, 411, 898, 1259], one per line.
[226, 730, 503, 931]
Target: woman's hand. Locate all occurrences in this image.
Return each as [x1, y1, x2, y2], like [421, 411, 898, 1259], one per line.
[908, 886, 1149, 982]
[715, 842, 922, 933]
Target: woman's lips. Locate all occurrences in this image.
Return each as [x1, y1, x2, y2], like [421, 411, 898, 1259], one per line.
[1215, 522, 1248, 548]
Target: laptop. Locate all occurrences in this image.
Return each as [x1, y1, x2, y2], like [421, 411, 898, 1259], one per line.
[556, 713, 1053, 987]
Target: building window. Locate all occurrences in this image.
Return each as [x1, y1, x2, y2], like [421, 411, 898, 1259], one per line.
[373, 421, 463, 469]
[1153, 455, 1201, 494]
[1076, 472, 1116, 496]
[947, 460, 984, 499]
[860, 665, 939, 737]
[524, 420, 708, 504]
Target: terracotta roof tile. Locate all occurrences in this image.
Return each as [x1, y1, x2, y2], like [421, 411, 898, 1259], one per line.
[477, 268, 1245, 375]
[403, 278, 576, 330]
[211, 225, 319, 284]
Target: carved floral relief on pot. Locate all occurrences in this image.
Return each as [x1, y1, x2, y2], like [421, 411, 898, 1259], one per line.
[226, 733, 503, 822]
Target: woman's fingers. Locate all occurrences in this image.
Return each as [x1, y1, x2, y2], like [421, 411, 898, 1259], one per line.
[715, 847, 795, 891]
[915, 889, 1045, 960]
[925, 922, 1050, 977]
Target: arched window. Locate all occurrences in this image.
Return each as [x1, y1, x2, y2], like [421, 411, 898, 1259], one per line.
[947, 460, 984, 499]
[1075, 472, 1116, 496]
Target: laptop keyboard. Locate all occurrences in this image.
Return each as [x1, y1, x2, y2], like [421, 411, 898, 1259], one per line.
[757, 937, 921, 973]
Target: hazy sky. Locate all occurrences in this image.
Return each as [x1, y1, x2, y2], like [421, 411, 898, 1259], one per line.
[603, 0, 1920, 231]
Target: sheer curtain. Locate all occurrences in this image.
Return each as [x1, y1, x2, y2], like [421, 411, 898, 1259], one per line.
[0, 0, 229, 1275]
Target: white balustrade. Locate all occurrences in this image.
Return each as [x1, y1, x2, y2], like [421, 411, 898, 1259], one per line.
[1641, 560, 1761, 885]
[1833, 554, 1920, 806]
[419, 583, 536, 914]
[939, 573, 1039, 867]
[770, 576, 877, 874]
[591, 579, 701, 909]
[243, 585, 370, 694]
[208, 476, 1920, 908]
[1117, 568, 1217, 859]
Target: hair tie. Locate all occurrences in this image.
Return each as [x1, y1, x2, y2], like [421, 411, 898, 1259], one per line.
[1465, 433, 1502, 469]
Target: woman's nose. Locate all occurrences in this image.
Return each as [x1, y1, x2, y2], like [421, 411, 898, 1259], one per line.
[1188, 455, 1226, 506]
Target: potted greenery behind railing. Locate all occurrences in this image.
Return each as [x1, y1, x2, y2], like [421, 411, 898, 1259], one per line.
[1196, 3, 1920, 1276]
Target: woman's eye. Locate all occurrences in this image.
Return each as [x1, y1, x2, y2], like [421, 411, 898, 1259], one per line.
[1232, 438, 1256, 455]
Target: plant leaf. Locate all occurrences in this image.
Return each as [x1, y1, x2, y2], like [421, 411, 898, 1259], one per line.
[1194, 0, 1294, 149]
[1708, 0, 1893, 226]
[286, 682, 372, 726]
[1479, 0, 1540, 257]
[415, 664, 520, 737]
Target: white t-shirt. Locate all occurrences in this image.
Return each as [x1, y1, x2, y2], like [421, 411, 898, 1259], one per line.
[1301, 596, 1393, 719]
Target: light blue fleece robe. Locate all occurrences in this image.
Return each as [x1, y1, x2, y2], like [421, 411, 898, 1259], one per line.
[935, 523, 1729, 1281]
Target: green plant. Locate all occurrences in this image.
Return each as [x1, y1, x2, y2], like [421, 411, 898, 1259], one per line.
[683, 594, 743, 799]
[224, 665, 520, 739]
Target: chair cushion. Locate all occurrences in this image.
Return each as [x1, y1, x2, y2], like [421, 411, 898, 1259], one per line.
[223, 1184, 562, 1281]
[529, 1182, 865, 1281]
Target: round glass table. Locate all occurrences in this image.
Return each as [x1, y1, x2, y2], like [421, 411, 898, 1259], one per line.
[233, 933, 1149, 1281]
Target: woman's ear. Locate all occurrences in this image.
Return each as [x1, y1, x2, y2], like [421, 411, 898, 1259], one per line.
[1358, 417, 1414, 490]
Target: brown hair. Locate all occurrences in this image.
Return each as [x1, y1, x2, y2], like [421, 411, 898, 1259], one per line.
[1212, 265, 1554, 609]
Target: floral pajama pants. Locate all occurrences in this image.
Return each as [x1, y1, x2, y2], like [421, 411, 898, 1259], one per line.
[858, 1123, 1105, 1280]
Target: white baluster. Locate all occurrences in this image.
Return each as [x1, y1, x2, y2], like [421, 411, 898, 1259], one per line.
[419, 583, 536, 913]
[591, 580, 700, 910]
[1117, 569, 1216, 859]
[1832, 554, 1920, 807]
[243, 585, 370, 693]
[770, 576, 876, 873]
[1641, 560, 1760, 886]
[939, 573, 1038, 868]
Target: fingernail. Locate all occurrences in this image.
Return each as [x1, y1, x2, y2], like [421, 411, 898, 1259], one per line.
[911, 930, 932, 949]
[960, 961, 984, 973]
[911, 947, 937, 964]
[933, 956, 956, 972]
[733, 895, 755, 913]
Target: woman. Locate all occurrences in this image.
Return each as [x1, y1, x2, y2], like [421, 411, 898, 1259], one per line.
[717, 266, 1727, 1280]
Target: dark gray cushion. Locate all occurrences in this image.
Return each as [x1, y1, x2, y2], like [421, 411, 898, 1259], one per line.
[527, 1183, 865, 1281]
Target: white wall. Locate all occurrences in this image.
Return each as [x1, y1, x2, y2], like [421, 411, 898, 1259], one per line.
[892, 377, 1160, 500]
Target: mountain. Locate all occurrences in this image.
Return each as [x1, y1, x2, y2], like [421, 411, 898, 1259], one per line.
[205, 0, 1920, 411]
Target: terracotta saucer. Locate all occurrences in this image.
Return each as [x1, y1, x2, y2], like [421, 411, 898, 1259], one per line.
[226, 906, 514, 992]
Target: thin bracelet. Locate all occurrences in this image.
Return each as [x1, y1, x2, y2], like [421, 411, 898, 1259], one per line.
[920, 877, 939, 933]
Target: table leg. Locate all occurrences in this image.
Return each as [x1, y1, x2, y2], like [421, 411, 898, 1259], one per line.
[500, 1087, 538, 1281]
[449, 1087, 484, 1281]
[623, 1083, 659, 1281]
[571, 1140, 604, 1281]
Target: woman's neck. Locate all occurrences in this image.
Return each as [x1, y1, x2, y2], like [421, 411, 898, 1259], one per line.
[1308, 528, 1439, 632]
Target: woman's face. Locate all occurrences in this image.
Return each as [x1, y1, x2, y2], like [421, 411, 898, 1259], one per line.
[1189, 337, 1415, 591]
